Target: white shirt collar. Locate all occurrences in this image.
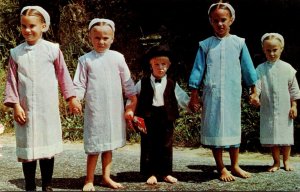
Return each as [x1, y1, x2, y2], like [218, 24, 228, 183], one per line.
[150, 74, 167, 83]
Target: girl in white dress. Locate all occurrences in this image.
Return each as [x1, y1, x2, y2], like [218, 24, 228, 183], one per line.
[73, 18, 137, 190]
[4, 6, 81, 191]
[253, 33, 300, 172]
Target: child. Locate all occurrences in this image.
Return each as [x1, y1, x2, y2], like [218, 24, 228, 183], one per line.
[188, 2, 258, 182]
[133, 44, 191, 185]
[73, 18, 137, 190]
[252, 33, 300, 172]
[4, 5, 81, 191]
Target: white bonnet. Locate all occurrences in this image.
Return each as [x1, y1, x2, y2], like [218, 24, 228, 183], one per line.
[261, 33, 284, 47]
[208, 3, 235, 21]
[21, 6, 50, 32]
[88, 18, 115, 32]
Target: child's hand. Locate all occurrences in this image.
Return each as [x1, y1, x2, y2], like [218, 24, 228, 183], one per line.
[125, 95, 136, 129]
[125, 110, 134, 130]
[249, 93, 260, 107]
[68, 97, 82, 115]
[124, 109, 134, 120]
[188, 97, 201, 113]
[124, 95, 136, 120]
[189, 89, 201, 113]
[188, 101, 201, 113]
[13, 104, 26, 125]
[289, 106, 297, 119]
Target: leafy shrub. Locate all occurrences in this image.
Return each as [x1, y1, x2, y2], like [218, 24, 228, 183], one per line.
[174, 109, 201, 147]
[240, 89, 261, 152]
[61, 115, 84, 141]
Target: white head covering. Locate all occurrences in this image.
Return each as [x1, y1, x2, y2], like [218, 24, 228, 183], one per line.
[21, 6, 50, 32]
[261, 33, 285, 47]
[208, 3, 235, 22]
[88, 18, 115, 32]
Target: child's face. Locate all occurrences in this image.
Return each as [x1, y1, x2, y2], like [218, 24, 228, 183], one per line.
[150, 56, 171, 79]
[209, 8, 233, 38]
[262, 38, 283, 63]
[21, 15, 46, 45]
[89, 25, 114, 53]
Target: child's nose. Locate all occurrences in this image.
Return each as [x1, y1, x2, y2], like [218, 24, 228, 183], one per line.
[158, 64, 164, 69]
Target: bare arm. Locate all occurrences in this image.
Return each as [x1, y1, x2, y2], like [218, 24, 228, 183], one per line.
[289, 100, 298, 119]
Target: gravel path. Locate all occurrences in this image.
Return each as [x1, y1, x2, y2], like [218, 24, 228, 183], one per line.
[1, 134, 300, 191]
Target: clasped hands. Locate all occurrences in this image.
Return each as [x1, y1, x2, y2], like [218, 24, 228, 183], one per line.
[249, 93, 260, 107]
[68, 96, 82, 115]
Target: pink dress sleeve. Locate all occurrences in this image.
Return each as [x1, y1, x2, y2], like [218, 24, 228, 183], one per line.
[54, 49, 76, 100]
[4, 57, 19, 107]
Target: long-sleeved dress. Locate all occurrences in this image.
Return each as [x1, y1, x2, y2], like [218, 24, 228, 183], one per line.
[256, 60, 300, 145]
[4, 39, 76, 161]
[73, 50, 136, 154]
[189, 35, 257, 146]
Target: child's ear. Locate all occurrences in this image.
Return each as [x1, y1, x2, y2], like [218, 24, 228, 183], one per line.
[229, 17, 234, 26]
[41, 23, 47, 32]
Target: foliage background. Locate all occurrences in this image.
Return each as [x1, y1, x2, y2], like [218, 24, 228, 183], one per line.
[0, 0, 300, 153]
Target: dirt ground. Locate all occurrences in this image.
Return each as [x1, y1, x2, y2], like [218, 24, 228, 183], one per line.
[1, 133, 300, 191]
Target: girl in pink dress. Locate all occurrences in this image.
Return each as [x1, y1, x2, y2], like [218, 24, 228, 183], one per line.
[4, 6, 81, 191]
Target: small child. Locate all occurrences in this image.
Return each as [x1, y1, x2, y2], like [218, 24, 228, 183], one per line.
[73, 18, 137, 190]
[188, 2, 258, 182]
[252, 33, 300, 172]
[4, 5, 81, 191]
[133, 44, 190, 185]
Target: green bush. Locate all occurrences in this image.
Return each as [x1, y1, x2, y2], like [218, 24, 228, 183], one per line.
[240, 89, 261, 152]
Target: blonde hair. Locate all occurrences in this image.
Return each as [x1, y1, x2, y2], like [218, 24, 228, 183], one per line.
[261, 33, 284, 48]
[21, 6, 50, 31]
[21, 8, 45, 24]
[89, 22, 114, 33]
[88, 18, 115, 33]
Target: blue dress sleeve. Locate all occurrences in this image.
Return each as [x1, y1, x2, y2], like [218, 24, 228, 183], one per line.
[240, 44, 258, 87]
[189, 46, 206, 89]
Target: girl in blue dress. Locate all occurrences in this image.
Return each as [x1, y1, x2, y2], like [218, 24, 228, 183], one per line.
[188, 2, 258, 182]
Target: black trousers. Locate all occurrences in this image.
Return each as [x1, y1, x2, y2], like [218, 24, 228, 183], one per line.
[22, 157, 54, 191]
[140, 106, 174, 178]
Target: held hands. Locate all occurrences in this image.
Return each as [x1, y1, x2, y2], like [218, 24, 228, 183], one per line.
[188, 89, 201, 113]
[68, 97, 82, 115]
[249, 86, 260, 107]
[249, 93, 260, 107]
[124, 109, 134, 120]
[13, 103, 26, 125]
[188, 98, 201, 113]
[125, 109, 134, 130]
[124, 95, 137, 129]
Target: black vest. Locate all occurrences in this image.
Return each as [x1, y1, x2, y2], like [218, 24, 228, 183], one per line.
[136, 77, 179, 121]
